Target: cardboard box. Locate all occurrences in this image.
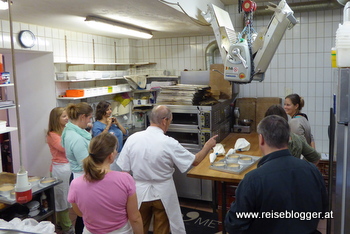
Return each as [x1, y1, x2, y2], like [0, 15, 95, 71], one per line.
[235, 97, 282, 132]
[255, 97, 282, 126]
[236, 98, 257, 132]
[210, 64, 232, 99]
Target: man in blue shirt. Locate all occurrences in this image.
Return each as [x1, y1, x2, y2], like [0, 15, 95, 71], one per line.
[225, 115, 328, 234]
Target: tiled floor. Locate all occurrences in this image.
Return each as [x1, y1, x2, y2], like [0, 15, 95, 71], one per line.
[179, 197, 331, 234]
[179, 197, 213, 213]
[64, 198, 331, 234]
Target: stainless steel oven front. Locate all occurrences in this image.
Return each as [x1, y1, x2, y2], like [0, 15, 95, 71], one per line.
[165, 99, 231, 149]
[166, 99, 232, 201]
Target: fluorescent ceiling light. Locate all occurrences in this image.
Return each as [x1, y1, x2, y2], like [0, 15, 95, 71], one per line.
[0, 0, 8, 10]
[85, 16, 153, 39]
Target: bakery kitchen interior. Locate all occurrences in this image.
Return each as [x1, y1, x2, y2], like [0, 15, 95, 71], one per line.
[0, 0, 349, 233]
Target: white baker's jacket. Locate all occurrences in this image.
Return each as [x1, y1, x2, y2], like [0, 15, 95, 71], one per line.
[117, 126, 195, 234]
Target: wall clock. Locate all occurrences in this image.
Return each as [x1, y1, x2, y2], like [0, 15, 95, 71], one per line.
[18, 30, 36, 48]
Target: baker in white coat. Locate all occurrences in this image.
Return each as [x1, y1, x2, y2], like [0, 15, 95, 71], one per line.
[117, 105, 217, 234]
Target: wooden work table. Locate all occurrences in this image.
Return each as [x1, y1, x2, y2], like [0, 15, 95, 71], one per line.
[187, 132, 262, 233]
[187, 132, 262, 182]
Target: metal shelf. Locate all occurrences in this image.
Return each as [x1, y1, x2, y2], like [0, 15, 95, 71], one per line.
[0, 104, 16, 110]
[57, 89, 132, 100]
[147, 76, 179, 79]
[0, 84, 14, 87]
[55, 77, 125, 82]
[32, 209, 55, 222]
[0, 127, 17, 134]
[55, 62, 156, 66]
[132, 89, 158, 93]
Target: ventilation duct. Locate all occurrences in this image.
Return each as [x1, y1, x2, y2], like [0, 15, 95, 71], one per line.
[254, 0, 343, 16]
[205, 40, 219, 70]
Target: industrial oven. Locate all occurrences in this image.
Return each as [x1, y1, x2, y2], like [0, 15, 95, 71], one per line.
[167, 99, 232, 201]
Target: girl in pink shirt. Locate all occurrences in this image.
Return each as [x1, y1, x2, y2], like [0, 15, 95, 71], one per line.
[46, 107, 73, 234]
[68, 133, 143, 234]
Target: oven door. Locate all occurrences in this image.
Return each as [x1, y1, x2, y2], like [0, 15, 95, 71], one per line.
[166, 130, 201, 151]
[171, 112, 199, 125]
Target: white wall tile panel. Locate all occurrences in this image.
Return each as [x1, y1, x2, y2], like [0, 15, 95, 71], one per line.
[1, 20, 9, 33]
[0, 4, 343, 153]
[37, 25, 45, 37]
[308, 23, 316, 39]
[0, 32, 4, 48]
[46, 37, 53, 52]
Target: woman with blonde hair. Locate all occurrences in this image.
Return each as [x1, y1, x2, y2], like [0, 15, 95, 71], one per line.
[61, 102, 93, 178]
[61, 102, 93, 234]
[46, 107, 74, 234]
[68, 133, 143, 234]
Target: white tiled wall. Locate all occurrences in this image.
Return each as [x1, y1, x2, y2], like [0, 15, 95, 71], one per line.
[0, 4, 343, 154]
[236, 8, 342, 154]
[135, 6, 343, 154]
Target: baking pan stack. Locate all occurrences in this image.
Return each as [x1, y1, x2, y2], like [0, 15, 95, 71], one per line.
[156, 84, 212, 105]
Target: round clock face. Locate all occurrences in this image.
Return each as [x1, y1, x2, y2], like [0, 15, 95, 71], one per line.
[18, 30, 36, 48]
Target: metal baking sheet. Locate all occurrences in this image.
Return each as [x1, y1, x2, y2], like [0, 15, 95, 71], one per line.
[39, 177, 58, 187]
[209, 153, 261, 174]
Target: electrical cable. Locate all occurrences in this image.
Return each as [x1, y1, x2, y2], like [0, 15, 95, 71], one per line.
[158, 0, 211, 26]
[238, 0, 243, 13]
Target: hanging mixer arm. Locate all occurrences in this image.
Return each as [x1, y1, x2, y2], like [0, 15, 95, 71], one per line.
[201, 0, 298, 83]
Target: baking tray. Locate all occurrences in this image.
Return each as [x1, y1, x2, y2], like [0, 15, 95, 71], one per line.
[39, 177, 58, 187]
[209, 153, 261, 174]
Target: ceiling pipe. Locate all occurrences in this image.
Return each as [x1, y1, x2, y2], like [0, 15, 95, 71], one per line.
[254, 0, 343, 16]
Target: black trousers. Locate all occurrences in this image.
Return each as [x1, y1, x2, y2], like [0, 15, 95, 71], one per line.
[69, 173, 84, 234]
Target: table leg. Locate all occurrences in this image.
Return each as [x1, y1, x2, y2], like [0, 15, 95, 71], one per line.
[212, 181, 217, 213]
[222, 181, 227, 234]
[48, 187, 57, 225]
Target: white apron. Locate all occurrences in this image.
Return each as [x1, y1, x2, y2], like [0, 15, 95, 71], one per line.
[52, 162, 72, 211]
[73, 171, 84, 179]
[136, 178, 186, 234]
[83, 221, 132, 234]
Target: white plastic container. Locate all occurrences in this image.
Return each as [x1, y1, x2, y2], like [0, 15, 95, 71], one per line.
[0, 183, 14, 198]
[112, 85, 121, 93]
[0, 120, 6, 131]
[336, 4, 350, 67]
[55, 72, 67, 80]
[133, 99, 148, 105]
[15, 170, 32, 204]
[101, 86, 109, 94]
[116, 71, 124, 77]
[84, 88, 92, 97]
[119, 84, 130, 91]
[90, 88, 99, 96]
[102, 71, 112, 78]
[97, 87, 104, 95]
[67, 71, 85, 80]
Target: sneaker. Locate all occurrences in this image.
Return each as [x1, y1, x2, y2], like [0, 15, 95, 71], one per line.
[62, 226, 75, 234]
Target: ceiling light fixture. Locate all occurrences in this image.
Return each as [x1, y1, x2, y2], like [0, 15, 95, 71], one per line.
[85, 16, 153, 39]
[0, 0, 8, 10]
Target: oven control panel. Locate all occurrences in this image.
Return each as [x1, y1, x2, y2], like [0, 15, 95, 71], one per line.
[200, 112, 211, 128]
